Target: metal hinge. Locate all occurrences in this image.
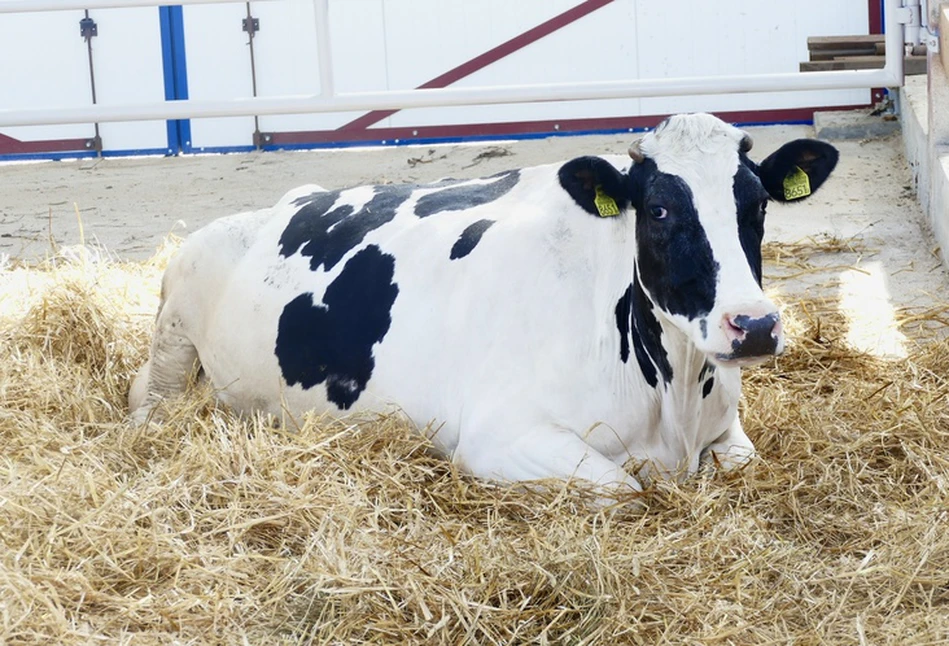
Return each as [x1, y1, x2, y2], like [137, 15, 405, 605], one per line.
[242, 16, 260, 34]
[79, 16, 97, 40]
[896, 3, 922, 46]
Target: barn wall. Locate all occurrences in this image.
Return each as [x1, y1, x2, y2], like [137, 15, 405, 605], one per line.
[0, 0, 872, 159]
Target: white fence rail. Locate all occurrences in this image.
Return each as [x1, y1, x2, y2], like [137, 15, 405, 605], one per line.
[0, 0, 904, 129]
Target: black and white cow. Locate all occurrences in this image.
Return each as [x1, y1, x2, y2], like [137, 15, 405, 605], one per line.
[130, 113, 837, 495]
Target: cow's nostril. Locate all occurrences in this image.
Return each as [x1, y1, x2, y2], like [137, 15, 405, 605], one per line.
[723, 316, 746, 341]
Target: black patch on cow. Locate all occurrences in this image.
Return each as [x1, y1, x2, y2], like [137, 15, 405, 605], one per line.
[614, 276, 673, 387]
[631, 277, 673, 386]
[629, 159, 718, 320]
[614, 284, 633, 363]
[702, 377, 715, 399]
[415, 170, 520, 218]
[558, 156, 629, 216]
[274, 245, 398, 410]
[450, 219, 496, 260]
[698, 360, 715, 383]
[279, 185, 413, 272]
[699, 317, 708, 339]
[733, 161, 769, 285]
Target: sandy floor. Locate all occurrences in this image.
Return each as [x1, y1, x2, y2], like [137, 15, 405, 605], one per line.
[1, 125, 946, 352]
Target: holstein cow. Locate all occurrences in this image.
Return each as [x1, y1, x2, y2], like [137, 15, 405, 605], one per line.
[130, 113, 838, 495]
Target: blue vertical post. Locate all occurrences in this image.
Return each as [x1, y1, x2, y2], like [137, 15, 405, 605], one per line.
[159, 6, 191, 154]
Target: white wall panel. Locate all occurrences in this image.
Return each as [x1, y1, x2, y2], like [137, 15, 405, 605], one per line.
[387, 0, 643, 128]
[89, 7, 167, 151]
[0, 8, 167, 151]
[636, 0, 869, 114]
[0, 11, 95, 143]
[256, 0, 389, 134]
[183, 2, 255, 149]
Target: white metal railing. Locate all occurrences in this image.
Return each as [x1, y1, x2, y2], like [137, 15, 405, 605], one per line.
[0, 0, 906, 128]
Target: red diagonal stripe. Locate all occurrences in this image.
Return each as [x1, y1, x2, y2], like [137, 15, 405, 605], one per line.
[338, 0, 614, 131]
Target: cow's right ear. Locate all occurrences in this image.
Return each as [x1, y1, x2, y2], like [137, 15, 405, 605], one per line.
[757, 139, 839, 202]
[558, 156, 629, 217]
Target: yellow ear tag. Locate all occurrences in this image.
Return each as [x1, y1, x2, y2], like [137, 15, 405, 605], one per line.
[783, 166, 811, 201]
[594, 185, 621, 217]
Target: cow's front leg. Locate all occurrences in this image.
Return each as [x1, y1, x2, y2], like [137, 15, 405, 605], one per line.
[700, 416, 756, 472]
[129, 309, 200, 424]
[457, 426, 642, 501]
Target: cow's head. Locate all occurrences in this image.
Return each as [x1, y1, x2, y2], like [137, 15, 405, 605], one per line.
[559, 113, 838, 367]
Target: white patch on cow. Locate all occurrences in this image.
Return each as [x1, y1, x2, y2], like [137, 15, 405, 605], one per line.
[326, 186, 376, 233]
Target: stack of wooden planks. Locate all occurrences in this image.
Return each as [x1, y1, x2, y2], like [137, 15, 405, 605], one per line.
[801, 34, 926, 75]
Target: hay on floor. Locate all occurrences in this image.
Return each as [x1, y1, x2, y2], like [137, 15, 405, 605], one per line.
[1, 241, 949, 645]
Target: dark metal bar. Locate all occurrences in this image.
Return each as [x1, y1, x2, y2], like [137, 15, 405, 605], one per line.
[82, 10, 102, 154]
[244, 2, 268, 148]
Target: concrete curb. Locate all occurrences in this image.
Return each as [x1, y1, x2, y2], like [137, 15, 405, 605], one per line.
[814, 109, 901, 140]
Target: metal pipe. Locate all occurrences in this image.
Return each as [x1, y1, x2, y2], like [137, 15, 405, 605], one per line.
[83, 9, 102, 154]
[0, 0, 281, 13]
[904, 0, 922, 47]
[313, 0, 334, 98]
[0, 68, 903, 128]
[884, 0, 906, 78]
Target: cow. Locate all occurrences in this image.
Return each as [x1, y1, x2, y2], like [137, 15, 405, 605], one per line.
[129, 113, 838, 497]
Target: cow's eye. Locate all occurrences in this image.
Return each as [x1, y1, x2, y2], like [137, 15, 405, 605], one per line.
[649, 205, 668, 220]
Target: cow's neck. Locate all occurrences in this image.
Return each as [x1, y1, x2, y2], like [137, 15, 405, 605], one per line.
[645, 309, 731, 476]
[653, 311, 710, 391]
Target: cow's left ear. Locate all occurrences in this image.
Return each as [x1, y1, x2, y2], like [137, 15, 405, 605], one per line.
[756, 139, 839, 203]
[558, 156, 629, 217]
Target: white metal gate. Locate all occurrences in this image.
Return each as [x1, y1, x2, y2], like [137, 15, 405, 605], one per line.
[0, 0, 903, 159]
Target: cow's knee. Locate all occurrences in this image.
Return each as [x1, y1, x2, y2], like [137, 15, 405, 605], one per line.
[701, 418, 756, 472]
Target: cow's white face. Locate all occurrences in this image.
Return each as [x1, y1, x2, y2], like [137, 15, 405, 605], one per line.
[631, 114, 838, 367]
[559, 113, 838, 375]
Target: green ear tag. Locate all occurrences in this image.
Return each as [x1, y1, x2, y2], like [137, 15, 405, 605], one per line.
[594, 185, 621, 217]
[783, 166, 811, 201]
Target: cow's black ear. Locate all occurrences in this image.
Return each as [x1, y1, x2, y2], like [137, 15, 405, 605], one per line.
[757, 139, 839, 203]
[558, 156, 629, 216]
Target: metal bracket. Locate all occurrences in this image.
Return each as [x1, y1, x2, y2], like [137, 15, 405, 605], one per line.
[894, 6, 918, 23]
[253, 131, 273, 148]
[925, 27, 940, 52]
[79, 16, 97, 40]
[84, 136, 102, 152]
[242, 17, 260, 34]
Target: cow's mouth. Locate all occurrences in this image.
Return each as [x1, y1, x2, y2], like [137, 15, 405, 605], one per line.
[712, 352, 781, 368]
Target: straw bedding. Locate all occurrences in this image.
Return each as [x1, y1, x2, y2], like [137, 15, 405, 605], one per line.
[1, 239, 948, 645]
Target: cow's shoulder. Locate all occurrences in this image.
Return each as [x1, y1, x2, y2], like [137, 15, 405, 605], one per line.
[161, 207, 275, 306]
